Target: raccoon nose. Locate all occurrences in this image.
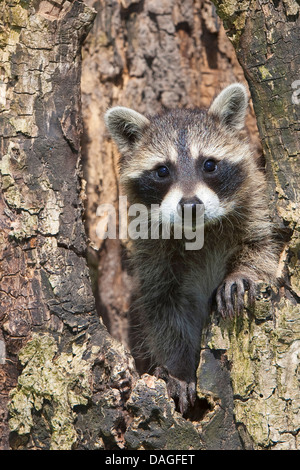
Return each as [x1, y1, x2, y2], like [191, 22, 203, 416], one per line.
[177, 197, 203, 216]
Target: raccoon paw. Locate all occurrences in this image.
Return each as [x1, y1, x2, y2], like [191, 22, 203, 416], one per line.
[154, 367, 196, 415]
[216, 274, 256, 318]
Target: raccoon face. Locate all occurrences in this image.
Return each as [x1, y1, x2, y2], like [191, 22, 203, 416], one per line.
[105, 84, 251, 227]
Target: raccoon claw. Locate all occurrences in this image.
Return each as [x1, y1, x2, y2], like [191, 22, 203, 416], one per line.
[216, 274, 256, 318]
[154, 367, 196, 415]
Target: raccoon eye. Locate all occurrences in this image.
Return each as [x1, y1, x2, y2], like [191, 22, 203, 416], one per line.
[156, 166, 170, 177]
[203, 159, 217, 172]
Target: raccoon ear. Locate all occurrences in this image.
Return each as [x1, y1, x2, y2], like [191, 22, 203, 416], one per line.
[104, 106, 150, 152]
[208, 84, 248, 131]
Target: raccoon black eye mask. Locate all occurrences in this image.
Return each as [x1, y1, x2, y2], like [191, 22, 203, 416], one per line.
[105, 84, 278, 415]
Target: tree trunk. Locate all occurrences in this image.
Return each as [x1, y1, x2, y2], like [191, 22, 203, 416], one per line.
[1, 0, 298, 451]
[208, 0, 300, 450]
[80, 0, 260, 450]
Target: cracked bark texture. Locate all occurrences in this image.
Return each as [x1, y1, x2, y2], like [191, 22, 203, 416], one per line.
[1, 0, 236, 451]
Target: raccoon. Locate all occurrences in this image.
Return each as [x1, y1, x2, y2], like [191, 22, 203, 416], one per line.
[104, 84, 278, 414]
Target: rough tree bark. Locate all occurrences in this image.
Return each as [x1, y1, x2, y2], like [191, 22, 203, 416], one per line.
[0, 0, 299, 451]
[0, 0, 213, 451]
[207, 0, 300, 449]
